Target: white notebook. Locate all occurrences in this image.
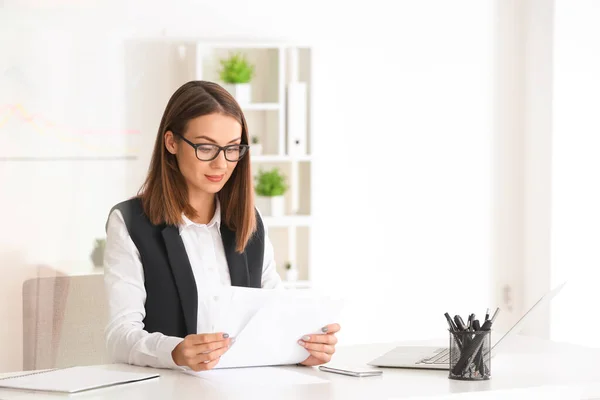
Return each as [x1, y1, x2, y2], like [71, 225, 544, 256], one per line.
[0, 366, 159, 393]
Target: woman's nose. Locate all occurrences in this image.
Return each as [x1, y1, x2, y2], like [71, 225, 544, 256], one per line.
[210, 150, 227, 168]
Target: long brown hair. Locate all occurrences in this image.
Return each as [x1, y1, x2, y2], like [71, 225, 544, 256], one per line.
[139, 80, 256, 253]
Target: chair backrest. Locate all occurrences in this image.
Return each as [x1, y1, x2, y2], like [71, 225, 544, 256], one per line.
[22, 274, 109, 370]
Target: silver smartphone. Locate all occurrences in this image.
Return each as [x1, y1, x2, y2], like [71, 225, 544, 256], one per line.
[318, 365, 383, 377]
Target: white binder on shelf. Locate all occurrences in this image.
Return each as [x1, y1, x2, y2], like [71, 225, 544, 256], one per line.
[286, 81, 308, 157]
[286, 47, 308, 157]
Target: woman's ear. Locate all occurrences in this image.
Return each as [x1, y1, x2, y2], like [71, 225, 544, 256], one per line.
[164, 131, 177, 155]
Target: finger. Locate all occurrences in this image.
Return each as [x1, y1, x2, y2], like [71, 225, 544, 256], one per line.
[189, 332, 230, 345]
[189, 356, 221, 372]
[298, 340, 335, 354]
[305, 350, 331, 364]
[320, 323, 341, 334]
[192, 343, 231, 364]
[300, 334, 337, 345]
[197, 339, 231, 354]
[182, 339, 229, 359]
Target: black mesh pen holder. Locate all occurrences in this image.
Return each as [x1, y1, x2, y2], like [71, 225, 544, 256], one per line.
[448, 330, 491, 381]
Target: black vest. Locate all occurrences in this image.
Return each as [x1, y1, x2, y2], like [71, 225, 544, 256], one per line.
[108, 198, 265, 338]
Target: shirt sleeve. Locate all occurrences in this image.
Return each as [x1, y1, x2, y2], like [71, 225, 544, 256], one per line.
[103, 209, 184, 369]
[258, 210, 284, 290]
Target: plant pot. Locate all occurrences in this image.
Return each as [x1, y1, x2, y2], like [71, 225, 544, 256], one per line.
[250, 144, 262, 156]
[255, 195, 285, 217]
[227, 83, 251, 104]
[285, 268, 298, 282]
[90, 246, 104, 268]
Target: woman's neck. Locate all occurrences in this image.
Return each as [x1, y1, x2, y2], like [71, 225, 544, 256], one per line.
[187, 190, 216, 224]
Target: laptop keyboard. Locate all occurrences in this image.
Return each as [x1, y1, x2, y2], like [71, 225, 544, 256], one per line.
[419, 348, 449, 365]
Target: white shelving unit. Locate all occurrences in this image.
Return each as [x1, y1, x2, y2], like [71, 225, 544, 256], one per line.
[252, 155, 312, 162]
[194, 42, 313, 288]
[262, 215, 312, 227]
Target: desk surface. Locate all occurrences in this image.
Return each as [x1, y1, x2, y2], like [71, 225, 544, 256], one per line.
[1, 336, 600, 400]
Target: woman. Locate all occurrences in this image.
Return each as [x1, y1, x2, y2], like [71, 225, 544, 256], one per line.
[103, 81, 340, 371]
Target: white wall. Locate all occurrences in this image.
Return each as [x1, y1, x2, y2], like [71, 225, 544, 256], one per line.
[0, 27, 133, 372]
[0, 0, 496, 371]
[551, 0, 600, 348]
[310, 6, 494, 344]
[490, 0, 555, 338]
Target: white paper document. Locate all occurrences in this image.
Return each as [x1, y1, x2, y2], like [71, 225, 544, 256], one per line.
[194, 287, 343, 369]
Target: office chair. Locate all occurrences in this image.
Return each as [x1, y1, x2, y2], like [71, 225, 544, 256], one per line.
[22, 273, 109, 370]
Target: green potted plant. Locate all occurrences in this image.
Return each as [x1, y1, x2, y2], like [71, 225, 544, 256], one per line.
[90, 238, 106, 268]
[284, 261, 298, 282]
[218, 52, 255, 104]
[254, 168, 288, 217]
[250, 135, 262, 156]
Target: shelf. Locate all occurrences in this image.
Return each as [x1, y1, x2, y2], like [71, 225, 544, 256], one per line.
[251, 155, 311, 162]
[192, 44, 312, 287]
[282, 280, 312, 289]
[196, 42, 287, 49]
[242, 103, 281, 111]
[262, 215, 311, 227]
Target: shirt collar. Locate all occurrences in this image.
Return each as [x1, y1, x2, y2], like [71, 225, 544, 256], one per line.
[179, 197, 222, 233]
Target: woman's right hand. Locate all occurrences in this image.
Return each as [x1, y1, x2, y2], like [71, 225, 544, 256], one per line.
[171, 332, 232, 371]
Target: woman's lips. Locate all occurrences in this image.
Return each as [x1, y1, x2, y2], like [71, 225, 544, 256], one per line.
[205, 174, 224, 183]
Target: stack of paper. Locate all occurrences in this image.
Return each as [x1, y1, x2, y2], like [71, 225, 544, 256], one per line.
[193, 287, 343, 369]
[0, 366, 158, 393]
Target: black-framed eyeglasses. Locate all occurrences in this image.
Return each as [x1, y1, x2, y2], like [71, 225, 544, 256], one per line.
[176, 133, 249, 162]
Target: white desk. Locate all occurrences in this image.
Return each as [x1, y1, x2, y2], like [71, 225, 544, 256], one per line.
[1, 336, 599, 400]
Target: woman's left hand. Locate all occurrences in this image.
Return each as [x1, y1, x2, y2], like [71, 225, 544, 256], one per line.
[298, 323, 341, 366]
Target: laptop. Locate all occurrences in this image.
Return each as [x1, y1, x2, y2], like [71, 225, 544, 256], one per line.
[368, 282, 566, 370]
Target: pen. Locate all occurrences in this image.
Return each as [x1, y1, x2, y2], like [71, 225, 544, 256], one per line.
[484, 308, 490, 322]
[470, 319, 483, 374]
[490, 307, 500, 324]
[445, 313, 463, 349]
[454, 315, 467, 331]
[473, 312, 498, 371]
[454, 315, 471, 350]
[444, 312, 458, 332]
[476, 311, 498, 377]
[467, 314, 475, 331]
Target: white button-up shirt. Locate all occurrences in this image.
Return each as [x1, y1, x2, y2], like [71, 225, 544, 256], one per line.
[103, 199, 283, 369]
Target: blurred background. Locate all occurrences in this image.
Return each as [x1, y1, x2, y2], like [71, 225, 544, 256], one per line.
[1, 0, 599, 373]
